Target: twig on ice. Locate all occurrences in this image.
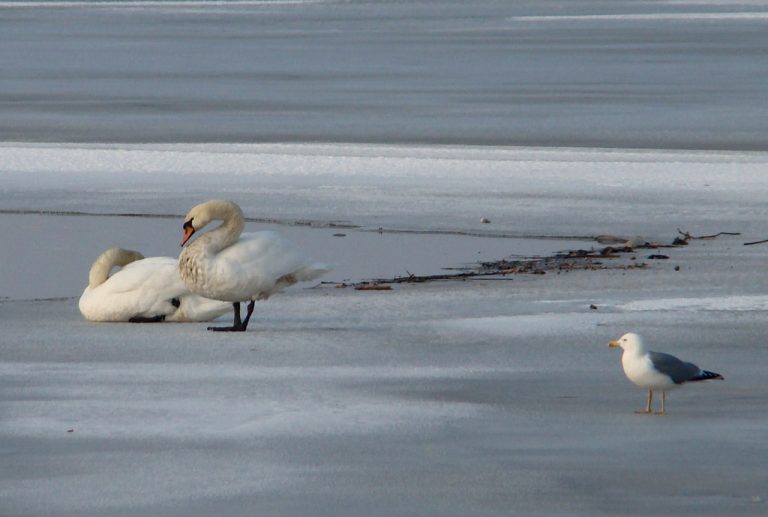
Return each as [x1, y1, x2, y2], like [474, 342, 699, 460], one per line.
[676, 228, 740, 244]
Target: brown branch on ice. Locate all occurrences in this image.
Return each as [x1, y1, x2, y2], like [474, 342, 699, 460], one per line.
[743, 238, 768, 246]
[323, 227, 744, 290]
[596, 235, 676, 250]
[354, 283, 393, 291]
[326, 227, 741, 290]
[326, 246, 649, 289]
[675, 228, 741, 245]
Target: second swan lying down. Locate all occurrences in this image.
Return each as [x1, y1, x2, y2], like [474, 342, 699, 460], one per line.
[179, 200, 329, 332]
[79, 247, 231, 322]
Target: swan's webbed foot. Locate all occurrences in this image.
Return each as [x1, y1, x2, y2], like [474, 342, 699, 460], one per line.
[129, 315, 167, 323]
[207, 302, 248, 332]
[206, 325, 246, 332]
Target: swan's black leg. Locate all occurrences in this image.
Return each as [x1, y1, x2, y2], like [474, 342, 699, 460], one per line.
[240, 300, 256, 331]
[129, 314, 166, 323]
[208, 302, 245, 332]
[233, 302, 242, 328]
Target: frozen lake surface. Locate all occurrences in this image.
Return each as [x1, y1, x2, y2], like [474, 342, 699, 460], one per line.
[1, 0, 768, 149]
[2, 143, 768, 516]
[2, 0, 768, 514]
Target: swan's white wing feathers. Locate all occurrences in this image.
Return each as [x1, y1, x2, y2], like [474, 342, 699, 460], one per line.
[79, 257, 229, 322]
[202, 231, 328, 301]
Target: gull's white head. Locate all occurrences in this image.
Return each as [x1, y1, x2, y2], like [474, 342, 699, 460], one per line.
[608, 332, 646, 353]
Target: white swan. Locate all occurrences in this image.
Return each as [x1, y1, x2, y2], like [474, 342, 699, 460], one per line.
[79, 247, 231, 323]
[179, 200, 329, 332]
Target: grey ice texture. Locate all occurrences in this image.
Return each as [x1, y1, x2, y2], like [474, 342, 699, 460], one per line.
[1, 0, 768, 149]
[2, 1, 768, 516]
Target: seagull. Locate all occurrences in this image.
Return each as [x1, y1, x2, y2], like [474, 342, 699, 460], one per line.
[608, 333, 723, 415]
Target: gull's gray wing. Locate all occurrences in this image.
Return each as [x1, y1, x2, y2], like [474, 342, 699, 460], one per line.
[648, 351, 701, 384]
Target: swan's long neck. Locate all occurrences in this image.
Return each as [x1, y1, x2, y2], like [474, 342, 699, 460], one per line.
[195, 204, 244, 256]
[179, 202, 245, 292]
[88, 247, 144, 288]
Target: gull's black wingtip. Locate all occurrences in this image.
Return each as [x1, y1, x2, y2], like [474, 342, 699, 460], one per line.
[690, 370, 724, 382]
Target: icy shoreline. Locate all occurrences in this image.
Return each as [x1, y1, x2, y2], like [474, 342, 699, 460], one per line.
[3, 142, 768, 236]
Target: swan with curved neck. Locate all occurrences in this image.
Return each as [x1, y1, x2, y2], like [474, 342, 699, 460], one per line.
[79, 247, 231, 323]
[179, 200, 329, 332]
[87, 247, 145, 289]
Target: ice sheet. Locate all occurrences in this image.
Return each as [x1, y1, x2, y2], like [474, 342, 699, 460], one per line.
[2, 0, 768, 150]
[2, 142, 768, 516]
[3, 0, 768, 512]
[3, 142, 768, 240]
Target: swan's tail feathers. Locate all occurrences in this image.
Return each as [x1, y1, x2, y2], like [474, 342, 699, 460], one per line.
[298, 263, 333, 282]
[689, 370, 724, 382]
[87, 247, 145, 288]
[273, 263, 331, 292]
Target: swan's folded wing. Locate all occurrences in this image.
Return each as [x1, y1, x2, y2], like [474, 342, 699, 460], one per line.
[213, 231, 329, 296]
[101, 257, 180, 295]
[80, 257, 189, 321]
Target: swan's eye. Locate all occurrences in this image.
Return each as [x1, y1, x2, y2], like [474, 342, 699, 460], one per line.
[183, 219, 194, 230]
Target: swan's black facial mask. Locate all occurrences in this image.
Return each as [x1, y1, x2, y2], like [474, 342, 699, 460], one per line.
[181, 219, 196, 247]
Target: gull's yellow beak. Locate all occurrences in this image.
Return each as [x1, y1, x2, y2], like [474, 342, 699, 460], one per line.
[608, 340, 620, 348]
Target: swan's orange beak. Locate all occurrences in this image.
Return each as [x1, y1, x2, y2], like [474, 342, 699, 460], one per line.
[181, 225, 195, 247]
